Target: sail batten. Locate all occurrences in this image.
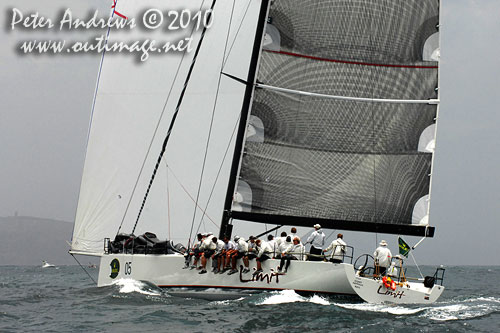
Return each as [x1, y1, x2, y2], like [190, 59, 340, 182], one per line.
[228, 0, 440, 236]
[256, 83, 439, 104]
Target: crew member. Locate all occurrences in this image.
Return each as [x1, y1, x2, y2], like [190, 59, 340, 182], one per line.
[323, 233, 347, 263]
[255, 239, 273, 272]
[374, 240, 392, 275]
[306, 224, 325, 261]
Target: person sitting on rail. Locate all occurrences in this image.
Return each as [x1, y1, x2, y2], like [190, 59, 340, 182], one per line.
[184, 233, 203, 269]
[278, 236, 305, 273]
[275, 232, 287, 259]
[228, 236, 249, 275]
[267, 234, 277, 258]
[220, 236, 237, 273]
[198, 235, 217, 274]
[277, 235, 292, 261]
[255, 239, 273, 272]
[247, 235, 258, 261]
[323, 233, 347, 263]
[211, 237, 225, 273]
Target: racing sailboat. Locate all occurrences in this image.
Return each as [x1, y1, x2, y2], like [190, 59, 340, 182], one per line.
[70, 0, 444, 301]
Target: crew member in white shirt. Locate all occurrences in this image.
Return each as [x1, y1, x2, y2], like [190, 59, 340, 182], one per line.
[278, 237, 305, 273]
[374, 240, 392, 275]
[255, 239, 273, 272]
[228, 236, 249, 275]
[275, 232, 287, 258]
[306, 224, 325, 261]
[267, 234, 277, 258]
[198, 236, 216, 274]
[323, 233, 347, 263]
[220, 237, 236, 273]
[211, 237, 226, 273]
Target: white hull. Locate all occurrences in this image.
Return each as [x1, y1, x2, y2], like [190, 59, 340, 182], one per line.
[98, 254, 356, 296]
[345, 264, 445, 304]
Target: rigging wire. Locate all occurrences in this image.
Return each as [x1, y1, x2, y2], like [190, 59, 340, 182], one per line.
[410, 251, 425, 279]
[191, 111, 241, 244]
[116, 0, 209, 236]
[165, 159, 171, 240]
[132, 0, 217, 235]
[164, 163, 218, 227]
[70, 253, 97, 284]
[188, 0, 237, 245]
[222, 0, 253, 68]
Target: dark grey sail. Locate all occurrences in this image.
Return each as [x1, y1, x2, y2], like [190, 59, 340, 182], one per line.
[225, 0, 440, 237]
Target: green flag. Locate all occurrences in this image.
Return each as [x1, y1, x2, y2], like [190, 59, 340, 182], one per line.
[398, 237, 411, 258]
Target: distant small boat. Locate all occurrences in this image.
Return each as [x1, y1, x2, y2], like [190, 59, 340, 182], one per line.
[42, 261, 56, 268]
[88, 263, 98, 269]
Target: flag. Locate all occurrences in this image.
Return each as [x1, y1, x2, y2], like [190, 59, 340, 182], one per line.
[398, 237, 411, 258]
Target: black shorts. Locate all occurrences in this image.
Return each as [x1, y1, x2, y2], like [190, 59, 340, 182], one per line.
[204, 250, 215, 257]
[257, 254, 270, 262]
[247, 253, 257, 260]
[234, 251, 245, 259]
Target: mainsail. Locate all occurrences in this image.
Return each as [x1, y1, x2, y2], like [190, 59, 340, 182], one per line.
[226, 0, 440, 236]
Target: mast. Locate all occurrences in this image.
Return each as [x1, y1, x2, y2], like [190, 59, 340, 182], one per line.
[219, 0, 270, 239]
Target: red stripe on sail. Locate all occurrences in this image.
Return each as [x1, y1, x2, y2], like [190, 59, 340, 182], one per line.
[265, 50, 438, 69]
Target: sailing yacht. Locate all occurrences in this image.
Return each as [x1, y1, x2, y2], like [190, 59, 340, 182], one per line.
[70, 0, 444, 302]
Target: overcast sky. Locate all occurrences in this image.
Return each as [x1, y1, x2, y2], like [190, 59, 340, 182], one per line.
[1, 0, 499, 265]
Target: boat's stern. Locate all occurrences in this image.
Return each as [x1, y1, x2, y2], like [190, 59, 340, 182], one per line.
[345, 264, 445, 304]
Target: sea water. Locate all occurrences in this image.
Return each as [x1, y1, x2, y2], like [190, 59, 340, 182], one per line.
[0, 265, 499, 332]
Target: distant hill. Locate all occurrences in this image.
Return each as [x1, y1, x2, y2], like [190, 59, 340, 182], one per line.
[0, 215, 79, 265]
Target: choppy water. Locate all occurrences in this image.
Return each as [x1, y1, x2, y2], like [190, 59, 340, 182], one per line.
[1, 265, 499, 332]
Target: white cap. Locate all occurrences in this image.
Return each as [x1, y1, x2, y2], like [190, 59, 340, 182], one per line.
[379, 240, 387, 246]
[314, 224, 321, 229]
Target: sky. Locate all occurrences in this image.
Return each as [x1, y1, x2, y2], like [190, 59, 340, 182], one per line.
[1, 0, 499, 266]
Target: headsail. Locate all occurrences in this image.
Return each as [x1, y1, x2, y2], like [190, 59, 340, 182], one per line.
[72, 0, 263, 253]
[227, 0, 440, 236]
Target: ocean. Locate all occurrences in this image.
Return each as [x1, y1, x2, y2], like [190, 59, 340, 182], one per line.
[1, 265, 499, 332]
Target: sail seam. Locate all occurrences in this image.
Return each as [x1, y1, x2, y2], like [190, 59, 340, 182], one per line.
[246, 142, 432, 156]
[256, 83, 439, 104]
[264, 50, 439, 69]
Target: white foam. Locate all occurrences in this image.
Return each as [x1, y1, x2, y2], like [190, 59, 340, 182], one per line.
[309, 295, 330, 305]
[335, 302, 425, 315]
[476, 296, 500, 304]
[111, 278, 162, 296]
[212, 297, 245, 305]
[257, 290, 330, 306]
[423, 300, 500, 321]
